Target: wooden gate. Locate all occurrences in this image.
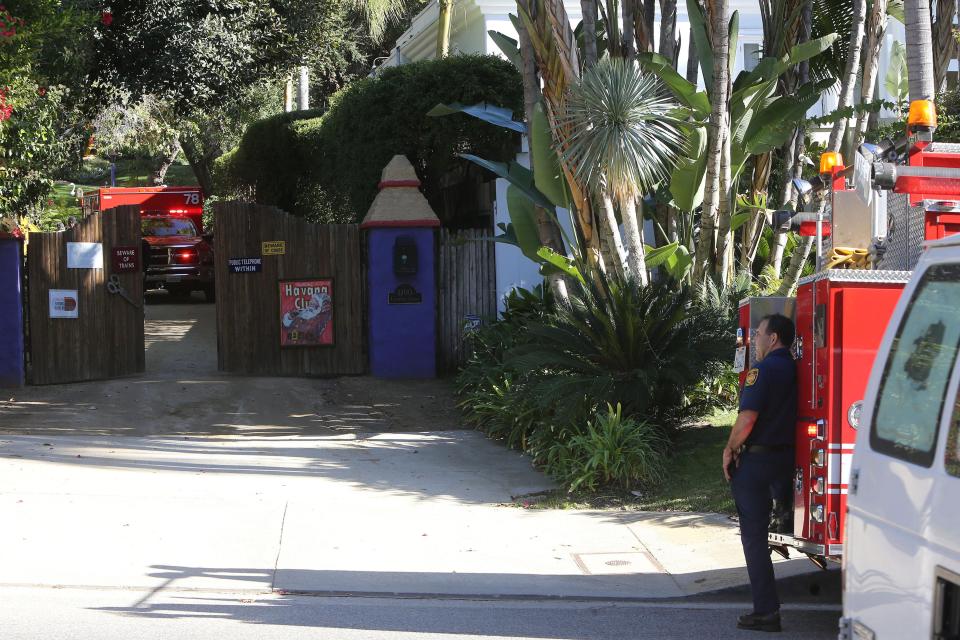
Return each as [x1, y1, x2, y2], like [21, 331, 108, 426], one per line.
[438, 228, 497, 372]
[214, 202, 365, 376]
[26, 206, 145, 385]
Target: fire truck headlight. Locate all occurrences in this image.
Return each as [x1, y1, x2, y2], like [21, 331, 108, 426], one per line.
[848, 401, 863, 430]
[812, 505, 825, 523]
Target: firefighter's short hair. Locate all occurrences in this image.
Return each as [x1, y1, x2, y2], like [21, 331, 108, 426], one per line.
[760, 313, 795, 349]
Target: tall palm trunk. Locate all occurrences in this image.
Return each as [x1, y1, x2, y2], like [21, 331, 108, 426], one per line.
[692, 0, 730, 283]
[621, 0, 636, 59]
[581, 0, 599, 67]
[777, 237, 813, 295]
[620, 194, 648, 285]
[659, 0, 677, 64]
[855, 0, 888, 145]
[932, 0, 957, 91]
[685, 23, 699, 83]
[770, 0, 812, 275]
[600, 192, 627, 277]
[437, 0, 454, 58]
[904, 0, 936, 101]
[827, 0, 867, 152]
[713, 115, 733, 283]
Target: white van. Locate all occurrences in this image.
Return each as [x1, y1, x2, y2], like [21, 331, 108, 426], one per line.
[840, 235, 960, 639]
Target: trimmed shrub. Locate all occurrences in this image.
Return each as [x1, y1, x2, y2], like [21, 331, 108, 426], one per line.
[219, 55, 523, 223]
[456, 277, 731, 492]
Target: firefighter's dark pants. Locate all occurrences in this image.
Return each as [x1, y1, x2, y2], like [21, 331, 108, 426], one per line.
[731, 449, 794, 615]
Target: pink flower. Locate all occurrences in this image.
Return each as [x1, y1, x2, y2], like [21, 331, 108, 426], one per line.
[101, 11, 113, 26]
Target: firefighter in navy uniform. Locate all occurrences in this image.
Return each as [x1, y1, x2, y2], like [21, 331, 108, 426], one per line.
[722, 313, 797, 633]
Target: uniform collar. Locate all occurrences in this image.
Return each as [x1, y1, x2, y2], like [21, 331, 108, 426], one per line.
[765, 347, 791, 359]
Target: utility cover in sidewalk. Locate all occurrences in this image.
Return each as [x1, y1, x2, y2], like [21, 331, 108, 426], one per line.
[573, 551, 663, 575]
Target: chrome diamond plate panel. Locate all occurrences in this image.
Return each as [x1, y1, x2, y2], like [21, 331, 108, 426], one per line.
[875, 192, 923, 271]
[798, 269, 912, 286]
[929, 142, 960, 154]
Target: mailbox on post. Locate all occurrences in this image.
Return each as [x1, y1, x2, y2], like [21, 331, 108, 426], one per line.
[362, 156, 440, 378]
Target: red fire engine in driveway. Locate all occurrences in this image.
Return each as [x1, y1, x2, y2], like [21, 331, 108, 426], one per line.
[81, 186, 214, 300]
[81, 186, 205, 235]
[735, 99, 960, 567]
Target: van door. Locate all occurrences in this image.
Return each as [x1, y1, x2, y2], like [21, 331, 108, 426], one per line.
[846, 261, 960, 637]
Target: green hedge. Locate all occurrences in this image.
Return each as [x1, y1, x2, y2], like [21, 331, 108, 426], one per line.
[216, 55, 523, 223]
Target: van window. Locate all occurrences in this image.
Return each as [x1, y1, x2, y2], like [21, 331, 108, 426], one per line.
[948, 394, 960, 477]
[871, 263, 960, 467]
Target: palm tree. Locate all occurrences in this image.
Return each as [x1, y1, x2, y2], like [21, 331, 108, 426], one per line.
[904, 0, 935, 101]
[855, 0, 888, 145]
[558, 58, 685, 286]
[354, 0, 408, 41]
[693, 0, 729, 284]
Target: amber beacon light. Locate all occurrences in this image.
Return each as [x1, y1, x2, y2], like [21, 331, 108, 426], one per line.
[908, 99, 937, 129]
[819, 151, 843, 175]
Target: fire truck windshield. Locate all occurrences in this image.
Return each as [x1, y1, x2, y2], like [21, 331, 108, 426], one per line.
[142, 217, 197, 238]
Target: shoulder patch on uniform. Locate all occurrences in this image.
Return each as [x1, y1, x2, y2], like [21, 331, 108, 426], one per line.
[745, 368, 760, 387]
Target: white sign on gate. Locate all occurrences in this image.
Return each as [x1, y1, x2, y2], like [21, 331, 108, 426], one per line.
[49, 289, 79, 319]
[66, 242, 103, 269]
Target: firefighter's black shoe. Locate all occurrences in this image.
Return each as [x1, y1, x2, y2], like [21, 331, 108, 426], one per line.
[737, 611, 782, 632]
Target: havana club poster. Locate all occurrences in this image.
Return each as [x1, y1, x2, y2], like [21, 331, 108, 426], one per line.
[279, 279, 334, 347]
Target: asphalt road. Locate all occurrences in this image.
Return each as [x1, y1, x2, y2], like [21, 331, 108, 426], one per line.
[1, 587, 841, 640]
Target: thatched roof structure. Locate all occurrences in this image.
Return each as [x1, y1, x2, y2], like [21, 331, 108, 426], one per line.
[360, 155, 440, 229]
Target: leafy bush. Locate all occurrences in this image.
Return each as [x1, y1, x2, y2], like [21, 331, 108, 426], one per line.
[544, 404, 668, 492]
[457, 286, 554, 449]
[457, 276, 732, 492]
[218, 54, 523, 223]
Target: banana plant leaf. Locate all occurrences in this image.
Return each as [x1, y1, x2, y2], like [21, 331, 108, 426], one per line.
[506, 184, 545, 262]
[537, 247, 585, 284]
[645, 242, 679, 269]
[728, 11, 739, 77]
[459, 153, 556, 210]
[686, 0, 713, 93]
[636, 52, 710, 116]
[670, 125, 708, 212]
[488, 29, 522, 70]
[427, 102, 526, 133]
[531, 102, 571, 209]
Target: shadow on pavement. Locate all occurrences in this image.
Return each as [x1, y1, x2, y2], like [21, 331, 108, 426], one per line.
[87, 564, 841, 640]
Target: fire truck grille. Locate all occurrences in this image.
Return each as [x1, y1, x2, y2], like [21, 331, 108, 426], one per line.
[149, 246, 172, 266]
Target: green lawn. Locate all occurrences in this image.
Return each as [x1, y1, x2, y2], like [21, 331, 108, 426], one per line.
[515, 409, 739, 515]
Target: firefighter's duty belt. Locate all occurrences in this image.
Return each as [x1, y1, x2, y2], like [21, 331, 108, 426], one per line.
[743, 444, 794, 454]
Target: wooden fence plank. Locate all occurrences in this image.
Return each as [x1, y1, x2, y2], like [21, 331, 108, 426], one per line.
[26, 206, 144, 385]
[213, 202, 365, 376]
[437, 227, 496, 373]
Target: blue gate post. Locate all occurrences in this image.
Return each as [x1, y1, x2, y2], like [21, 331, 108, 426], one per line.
[362, 156, 440, 378]
[0, 236, 25, 387]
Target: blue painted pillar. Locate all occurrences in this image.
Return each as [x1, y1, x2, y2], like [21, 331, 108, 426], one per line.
[362, 156, 440, 378]
[0, 238, 25, 387]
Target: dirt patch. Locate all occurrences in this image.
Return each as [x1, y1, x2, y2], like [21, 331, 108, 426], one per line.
[323, 376, 465, 432]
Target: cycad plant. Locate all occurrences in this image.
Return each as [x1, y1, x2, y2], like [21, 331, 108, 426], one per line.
[558, 57, 685, 285]
[507, 274, 731, 433]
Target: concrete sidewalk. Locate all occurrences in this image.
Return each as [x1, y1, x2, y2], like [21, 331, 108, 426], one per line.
[0, 430, 820, 600]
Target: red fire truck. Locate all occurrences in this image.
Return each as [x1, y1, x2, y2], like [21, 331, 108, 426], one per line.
[735, 99, 960, 567]
[81, 186, 214, 300]
[80, 186, 205, 235]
